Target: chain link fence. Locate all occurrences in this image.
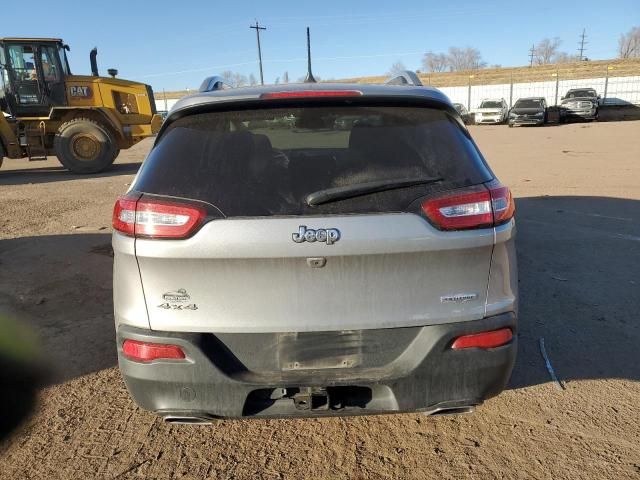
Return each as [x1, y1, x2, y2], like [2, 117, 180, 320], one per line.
[435, 66, 640, 111]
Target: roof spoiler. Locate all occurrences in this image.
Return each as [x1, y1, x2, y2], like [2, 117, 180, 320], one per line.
[385, 70, 423, 86]
[199, 76, 233, 92]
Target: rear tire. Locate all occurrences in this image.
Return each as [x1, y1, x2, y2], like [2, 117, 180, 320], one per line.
[54, 118, 118, 174]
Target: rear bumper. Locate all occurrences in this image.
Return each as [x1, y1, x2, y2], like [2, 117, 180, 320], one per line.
[117, 312, 517, 419]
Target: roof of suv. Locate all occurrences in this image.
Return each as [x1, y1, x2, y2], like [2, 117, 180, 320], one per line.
[168, 82, 452, 117]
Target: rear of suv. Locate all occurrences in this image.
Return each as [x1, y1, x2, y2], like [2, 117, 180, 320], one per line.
[112, 83, 518, 422]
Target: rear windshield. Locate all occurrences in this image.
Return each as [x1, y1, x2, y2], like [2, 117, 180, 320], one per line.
[134, 105, 493, 217]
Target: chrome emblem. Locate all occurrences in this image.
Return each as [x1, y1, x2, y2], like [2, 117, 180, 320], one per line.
[440, 293, 478, 303]
[162, 288, 190, 303]
[292, 225, 340, 245]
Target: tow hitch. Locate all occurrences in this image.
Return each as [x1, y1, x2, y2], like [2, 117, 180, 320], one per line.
[293, 387, 329, 411]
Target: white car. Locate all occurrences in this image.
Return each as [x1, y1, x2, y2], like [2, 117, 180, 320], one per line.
[474, 98, 509, 124]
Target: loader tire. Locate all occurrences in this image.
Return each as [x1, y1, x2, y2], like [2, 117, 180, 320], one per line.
[55, 118, 118, 174]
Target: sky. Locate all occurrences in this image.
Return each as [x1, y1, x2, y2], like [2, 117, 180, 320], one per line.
[4, 0, 639, 91]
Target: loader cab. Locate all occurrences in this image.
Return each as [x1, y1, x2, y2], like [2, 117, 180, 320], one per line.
[0, 38, 69, 117]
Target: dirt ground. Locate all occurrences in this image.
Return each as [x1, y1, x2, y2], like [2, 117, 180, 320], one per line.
[0, 121, 639, 479]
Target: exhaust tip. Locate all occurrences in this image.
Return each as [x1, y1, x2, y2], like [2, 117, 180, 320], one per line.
[162, 415, 213, 425]
[424, 406, 476, 417]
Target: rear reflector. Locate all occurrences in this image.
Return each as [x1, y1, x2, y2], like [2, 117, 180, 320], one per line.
[113, 195, 206, 239]
[260, 90, 363, 99]
[451, 328, 513, 350]
[421, 183, 514, 230]
[122, 339, 186, 362]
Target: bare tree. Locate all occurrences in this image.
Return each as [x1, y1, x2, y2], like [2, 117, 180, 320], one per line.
[248, 73, 258, 86]
[534, 38, 562, 65]
[283, 71, 290, 83]
[221, 71, 248, 87]
[421, 51, 448, 72]
[554, 52, 580, 64]
[618, 26, 640, 58]
[274, 77, 280, 85]
[387, 61, 407, 77]
[446, 47, 486, 71]
[233, 72, 247, 87]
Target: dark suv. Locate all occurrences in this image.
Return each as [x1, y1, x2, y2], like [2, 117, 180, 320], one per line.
[509, 97, 547, 127]
[112, 81, 518, 422]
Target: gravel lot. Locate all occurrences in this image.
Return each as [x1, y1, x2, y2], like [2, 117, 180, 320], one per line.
[1, 121, 639, 479]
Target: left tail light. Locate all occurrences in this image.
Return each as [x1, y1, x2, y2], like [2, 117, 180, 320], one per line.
[113, 194, 206, 239]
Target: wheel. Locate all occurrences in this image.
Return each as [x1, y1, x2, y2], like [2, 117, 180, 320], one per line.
[54, 118, 118, 174]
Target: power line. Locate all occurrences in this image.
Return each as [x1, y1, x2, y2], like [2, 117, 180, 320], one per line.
[250, 21, 267, 85]
[578, 28, 588, 61]
[528, 44, 536, 67]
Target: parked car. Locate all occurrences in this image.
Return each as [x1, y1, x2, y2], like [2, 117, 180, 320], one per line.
[508, 97, 547, 127]
[452, 103, 473, 124]
[112, 82, 517, 422]
[474, 98, 509, 124]
[560, 88, 600, 121]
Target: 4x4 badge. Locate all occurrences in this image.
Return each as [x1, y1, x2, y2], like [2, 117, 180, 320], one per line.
[158, 289, 198, 311]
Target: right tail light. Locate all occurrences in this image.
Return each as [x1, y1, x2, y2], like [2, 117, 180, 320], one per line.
[421, 183, 514, 231]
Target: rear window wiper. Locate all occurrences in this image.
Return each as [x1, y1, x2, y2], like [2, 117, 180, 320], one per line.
[306, 176, 443, 206]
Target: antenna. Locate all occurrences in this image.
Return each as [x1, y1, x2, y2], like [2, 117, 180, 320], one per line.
[304, 27, 317, 83]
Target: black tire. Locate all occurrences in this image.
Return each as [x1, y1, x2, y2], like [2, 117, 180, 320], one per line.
[54, 118, 118, 174]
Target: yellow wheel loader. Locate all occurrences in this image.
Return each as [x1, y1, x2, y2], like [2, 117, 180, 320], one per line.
[0, 38, 162, 173]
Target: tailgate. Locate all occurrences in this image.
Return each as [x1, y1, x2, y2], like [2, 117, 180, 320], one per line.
[136, 214, 493, 333]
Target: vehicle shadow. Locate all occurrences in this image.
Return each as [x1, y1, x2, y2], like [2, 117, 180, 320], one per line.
[0, 233, 116, 386]
[0, 161, 142, 186]
[0, 195, 638, 394]
[508, 195, 640, 389]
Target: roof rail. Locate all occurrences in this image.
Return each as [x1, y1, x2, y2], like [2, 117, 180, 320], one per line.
[385, 70, 423, 87]
[199, 75, 233, 92]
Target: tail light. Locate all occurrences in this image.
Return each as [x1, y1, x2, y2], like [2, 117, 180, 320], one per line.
[451, 328, 513, 350]
[260, 90, 363, 99]
[421, 183, 514, 231]
[122, 339, 186, 362]
[113, 194, 206, 239]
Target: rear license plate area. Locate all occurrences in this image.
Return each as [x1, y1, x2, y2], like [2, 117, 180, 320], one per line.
[278, 331, 363, 371]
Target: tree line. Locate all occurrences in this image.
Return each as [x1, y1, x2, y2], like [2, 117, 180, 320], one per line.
[389, 25, 640, 75]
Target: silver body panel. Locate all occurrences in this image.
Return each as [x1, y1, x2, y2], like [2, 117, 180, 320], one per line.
[113, 215, 517, 333]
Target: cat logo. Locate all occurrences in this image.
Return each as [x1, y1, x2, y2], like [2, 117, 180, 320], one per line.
[69, 86, 92, 98]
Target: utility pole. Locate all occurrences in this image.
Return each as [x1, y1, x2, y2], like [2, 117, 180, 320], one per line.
[304, 27, 317, 83]
[250, 21, 266, 85]
[528, 44, 536, 67]
[577, 28, 587, 61]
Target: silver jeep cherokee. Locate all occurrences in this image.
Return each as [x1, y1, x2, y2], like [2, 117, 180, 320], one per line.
[112, 81, 517, 422]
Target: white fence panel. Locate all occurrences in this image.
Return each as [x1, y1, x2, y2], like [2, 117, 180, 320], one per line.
[438, 75, 639, 110]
